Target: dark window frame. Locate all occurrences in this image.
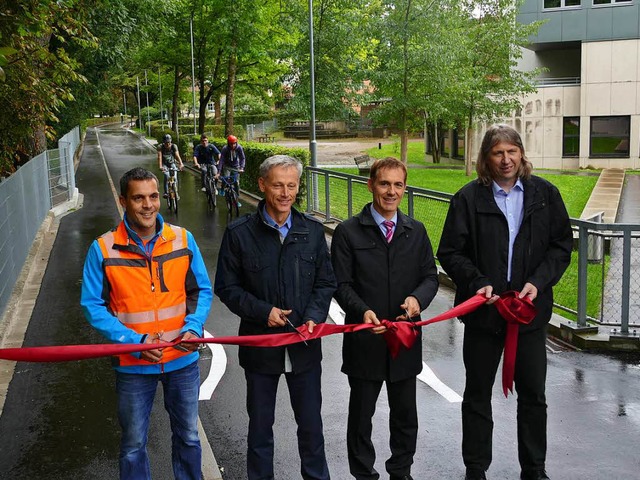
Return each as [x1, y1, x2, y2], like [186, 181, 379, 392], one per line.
[562, 117, 580, 158]
[543, 0, 582, 10]
[589, 115, 630, 158]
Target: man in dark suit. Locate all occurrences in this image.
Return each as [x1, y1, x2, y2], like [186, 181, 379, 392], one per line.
[437, 124, 572, 480]
[215, 155, 336, 480]
[331, 157, 439, 480]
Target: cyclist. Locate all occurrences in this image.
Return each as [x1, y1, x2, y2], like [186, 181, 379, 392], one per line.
[157, 133, 184, 198]
[219, 134, 245, 206]
[193, 134, 220, 192]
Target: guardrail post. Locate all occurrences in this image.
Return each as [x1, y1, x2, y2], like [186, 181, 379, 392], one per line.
[324, 170, 331, 222]
[306, 168, 311, 213]
[577, 223, 589, 328]
[621, 229, 631, 334]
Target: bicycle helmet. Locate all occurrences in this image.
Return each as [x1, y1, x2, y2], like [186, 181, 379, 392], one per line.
[227, 135, 237, 145]
[163, 133, 172, 143]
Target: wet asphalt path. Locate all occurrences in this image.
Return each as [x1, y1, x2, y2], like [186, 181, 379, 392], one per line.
[0, 126, 639, 479]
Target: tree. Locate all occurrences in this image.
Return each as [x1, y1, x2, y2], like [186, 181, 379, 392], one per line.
[455, 0, 542, 175]
[281, 0, 375, 122]
[0, 0, 96, 175]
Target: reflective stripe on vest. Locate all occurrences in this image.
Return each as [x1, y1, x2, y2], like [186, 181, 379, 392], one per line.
[98, 222, 191, 367]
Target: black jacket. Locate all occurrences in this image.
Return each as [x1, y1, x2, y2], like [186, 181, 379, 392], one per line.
[437, 176, 573, 332]
[331, 204, 439, 382]
[214, 200, 336, 374]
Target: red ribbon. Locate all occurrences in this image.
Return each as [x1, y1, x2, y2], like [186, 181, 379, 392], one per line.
[493, 291, 536, 397]
[0, 292, 535, 397]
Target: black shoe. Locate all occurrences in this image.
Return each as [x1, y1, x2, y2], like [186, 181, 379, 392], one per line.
[521, 471, 549, 480]
[465, 469, 487, 480]
[390, 476, 413, 480]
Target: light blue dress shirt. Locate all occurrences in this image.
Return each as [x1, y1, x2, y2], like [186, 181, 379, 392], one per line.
[370, 205, 398, 239]
[262, 206, 292, 239]
[492, 179, 524, 282]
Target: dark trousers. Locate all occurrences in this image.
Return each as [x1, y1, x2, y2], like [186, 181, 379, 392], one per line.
[347, 376, 417, 479]
[245, 364, 329, 480]
[462, 326, 548, 474]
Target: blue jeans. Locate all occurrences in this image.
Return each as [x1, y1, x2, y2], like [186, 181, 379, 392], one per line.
[115, 361, 201, 480]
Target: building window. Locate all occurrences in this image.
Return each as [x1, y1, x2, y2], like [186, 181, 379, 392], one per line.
[589, 116, 630, 157]
[563, 117, 580, 157]
[593, 0, 632, 5]
[544, 0, 581, 9]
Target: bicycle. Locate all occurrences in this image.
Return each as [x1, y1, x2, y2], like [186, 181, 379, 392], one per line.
[164, 164, 179, 214]
[220, 168, 241, 218]
[203, 164, 217, 211]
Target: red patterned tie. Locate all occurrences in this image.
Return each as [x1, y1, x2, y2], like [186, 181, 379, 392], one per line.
[383, 220, 394, 243]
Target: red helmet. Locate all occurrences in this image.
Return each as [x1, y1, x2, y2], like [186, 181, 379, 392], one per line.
[227, 135, 237, 145]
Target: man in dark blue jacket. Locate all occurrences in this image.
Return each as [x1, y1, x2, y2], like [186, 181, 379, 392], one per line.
[214, 155, 336, 480]
[437, 124, 572, 480]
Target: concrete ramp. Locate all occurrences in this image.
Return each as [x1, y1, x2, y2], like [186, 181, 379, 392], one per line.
[579, 168, 625, 223]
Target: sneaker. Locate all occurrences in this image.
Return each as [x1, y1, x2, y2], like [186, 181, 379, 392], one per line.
[163, 193, 168, 198]
[237, 201, 242, 207]
[201, 187, 206, 192]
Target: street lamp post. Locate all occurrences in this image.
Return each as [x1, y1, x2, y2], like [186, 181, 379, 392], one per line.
[145, 70, 151, 137]
[308, 0, 317, 168]
[190, 17, 197, 136]
[308, 0, 319, 213]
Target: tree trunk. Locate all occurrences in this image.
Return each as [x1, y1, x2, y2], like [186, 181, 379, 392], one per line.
[225, 37, 238, 136]
[465, 121, 474, 176]
[214, 96, 222, 125]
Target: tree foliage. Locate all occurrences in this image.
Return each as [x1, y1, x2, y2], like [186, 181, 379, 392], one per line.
[0, 0, 96, 175]
[0, 0, 542, 177]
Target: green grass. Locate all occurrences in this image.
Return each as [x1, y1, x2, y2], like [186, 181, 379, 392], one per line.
[329, 167, 597, 219]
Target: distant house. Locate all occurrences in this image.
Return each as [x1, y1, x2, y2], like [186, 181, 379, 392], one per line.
[479, 0, 640, 169]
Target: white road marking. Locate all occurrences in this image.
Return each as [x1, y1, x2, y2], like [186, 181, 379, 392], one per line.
[417, 363, 462, 403]
[328, 300, 462, 403]
[199, 329, 227, 401]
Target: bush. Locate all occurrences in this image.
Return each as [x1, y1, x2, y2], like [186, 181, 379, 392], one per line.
[208, 138, 310, 201]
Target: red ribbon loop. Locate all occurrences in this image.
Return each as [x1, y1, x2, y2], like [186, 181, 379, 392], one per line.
[493, 291, 536, 397]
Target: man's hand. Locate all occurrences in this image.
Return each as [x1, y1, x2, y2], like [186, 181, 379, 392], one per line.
[477, 285, 499, 305]
[397, 295, 421, 321]
[177, 331, 200, 352]
[268, 307, 291, 328]
[519, 282, 538, 301]
[305, 320, 317, 334]
[140, 334, 163, 363]
[363, 309, 386, 334]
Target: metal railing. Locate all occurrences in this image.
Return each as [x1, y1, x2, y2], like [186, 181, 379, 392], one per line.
[306, 167, 640, 335]
[0, 126, 80, 319]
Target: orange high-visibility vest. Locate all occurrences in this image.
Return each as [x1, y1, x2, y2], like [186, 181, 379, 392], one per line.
[98, 221, 191, 367]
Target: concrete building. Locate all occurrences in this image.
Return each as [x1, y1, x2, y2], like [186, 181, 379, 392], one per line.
[483, 0, 640, 169]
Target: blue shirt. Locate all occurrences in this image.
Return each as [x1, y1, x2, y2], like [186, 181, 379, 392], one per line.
[370, 204, 397, 239]
[492, 179, 524, 282]
[262, 207, 292, 239]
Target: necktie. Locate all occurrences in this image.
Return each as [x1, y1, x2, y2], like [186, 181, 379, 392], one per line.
[383, 220, 394, 243]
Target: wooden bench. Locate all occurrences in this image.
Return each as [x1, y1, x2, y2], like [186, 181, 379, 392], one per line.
[257, 135, 275, 143]
[354, 154, 371, 176]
